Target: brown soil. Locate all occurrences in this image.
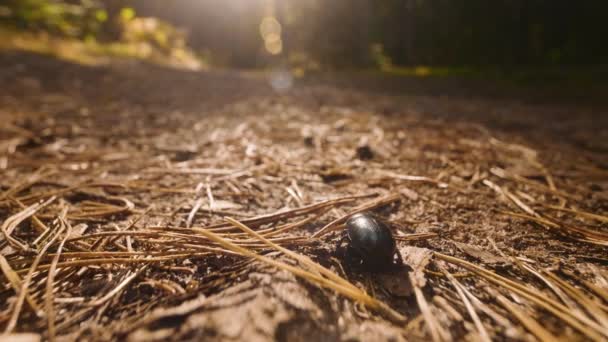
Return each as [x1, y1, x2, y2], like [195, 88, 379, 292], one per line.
[1, 51, 607, 341]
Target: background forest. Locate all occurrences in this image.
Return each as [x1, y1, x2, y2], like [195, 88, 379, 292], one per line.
[2, 0, 606, 70]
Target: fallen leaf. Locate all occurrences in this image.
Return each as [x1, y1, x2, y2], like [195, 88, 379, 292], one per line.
[399, 246, 433, 287]
[453, 242, 508, 264]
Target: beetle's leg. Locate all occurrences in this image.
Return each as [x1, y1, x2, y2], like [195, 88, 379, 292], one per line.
[337, 233, 349, 247]
[394, 246, 404, 266]
[345, 243, 365, 267]
[365, 274, 376, 297]
[334, 232, 350, 258]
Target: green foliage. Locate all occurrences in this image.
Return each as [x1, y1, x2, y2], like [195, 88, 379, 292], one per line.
[119, 7, 135, 22]
[122, 17, 187, 52]
[1, 0, 105, 37]
[94, 9, 107, 23]
[371, 44, 391, 69]
[0, 0, 202, 69]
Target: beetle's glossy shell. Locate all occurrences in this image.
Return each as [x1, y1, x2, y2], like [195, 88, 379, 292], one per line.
[345, 213, 396, 266]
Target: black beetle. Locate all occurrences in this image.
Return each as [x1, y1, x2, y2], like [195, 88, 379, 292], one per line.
[345, 213, 396, 269]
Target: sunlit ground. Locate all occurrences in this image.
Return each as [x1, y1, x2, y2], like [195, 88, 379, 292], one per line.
[382, 64, 608, 85]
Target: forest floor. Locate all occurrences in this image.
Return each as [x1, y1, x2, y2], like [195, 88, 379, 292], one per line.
[1, 50, 608, 341]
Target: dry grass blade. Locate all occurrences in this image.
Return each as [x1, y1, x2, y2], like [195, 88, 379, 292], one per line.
[86, 265, 147, 307]
[12, 198, 49, 238]
[186, 182, 205, 228]
[191, 222, 406, 323]
[4, 222, 64, 334]
[495, 294, 558, 342]
[207, 194, 374, 231]
[409, 272, 443, 342]
[186, 198, 204, 228]
[500, 210, 608, 246]
[518, 263, 580, 312]
[394, 232, 438, 241]
[105, 206, 152, 247]
[260, 213, 322, 237]
[489, 167, 575, 200]
[543, 271, 608, 329]
[224, 217, 359, 292]
[10, 181, 86, 207]
[0, 196, 56, 251]
[0, 254, 41, 314]
[433, 295, 464, 322]
[487, 168, 608, 245]
[465, 291, 511, 328]
[561, 269, 608, 304]
[377, 170, 449, 188]
[312, 193, 400, 238]
[434, 252, 608, 341]
[543, 205, 608, 223]
[440, 267, 491, 342]
[66, 197, 134, 220]
[483, 180, 538, 217]
[143, 167, 244, 175]
[14, 253, 215, 274]
[0, 168, 56, 201]
[45, 215, 71, 341]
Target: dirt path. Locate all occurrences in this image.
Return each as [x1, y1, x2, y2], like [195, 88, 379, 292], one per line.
[1, 51, 607, 341]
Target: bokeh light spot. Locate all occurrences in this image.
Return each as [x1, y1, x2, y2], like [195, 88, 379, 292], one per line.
[265, 38, 282, 55]
[259, 16, 281, 40]
[269, 68, 293, 92]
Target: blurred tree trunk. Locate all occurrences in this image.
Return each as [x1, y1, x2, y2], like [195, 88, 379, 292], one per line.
[99, 0, 129, 41]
